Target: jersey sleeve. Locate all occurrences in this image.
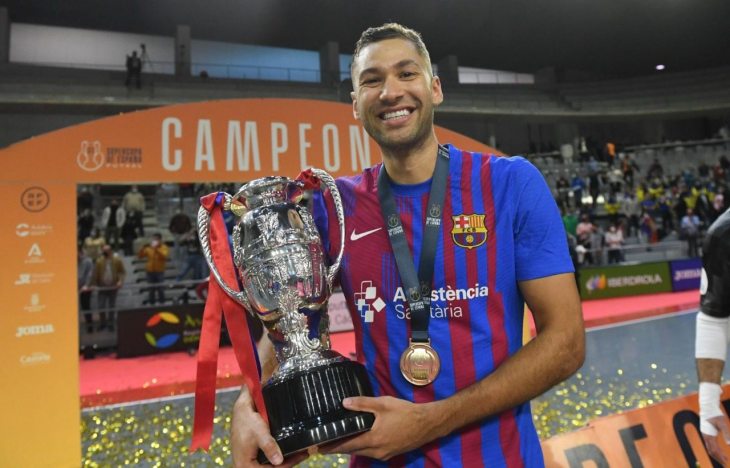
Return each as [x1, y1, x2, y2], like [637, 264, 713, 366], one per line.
[512, 159, 574, 281]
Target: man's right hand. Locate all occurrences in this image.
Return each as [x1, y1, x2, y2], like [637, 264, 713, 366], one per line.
[700, 382, 730, 465]
[702, 416, 730, 465]
[230, 386, 306, 468]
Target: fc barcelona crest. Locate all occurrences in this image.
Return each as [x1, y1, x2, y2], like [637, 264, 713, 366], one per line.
[451, 214, 488, 249]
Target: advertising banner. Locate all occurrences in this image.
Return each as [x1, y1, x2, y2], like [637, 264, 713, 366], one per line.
[117, 304, 206, 358]
[542, 385, 730, 467]
[579, 262, 672, 299]
[670, 258, 702, 292]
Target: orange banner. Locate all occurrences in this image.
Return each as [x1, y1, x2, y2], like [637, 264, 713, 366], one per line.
[1, 98, 495, 184]
[542, 385, 730, 467]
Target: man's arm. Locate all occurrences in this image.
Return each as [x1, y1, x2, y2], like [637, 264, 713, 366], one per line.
[323, 272, 585, 460]
[696, 311, 730, 464]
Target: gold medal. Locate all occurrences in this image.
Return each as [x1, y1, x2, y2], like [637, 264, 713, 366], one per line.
[400, 340, 440, 386]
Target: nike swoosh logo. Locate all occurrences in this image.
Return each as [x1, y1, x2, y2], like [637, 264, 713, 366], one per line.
[350, 227, 383, 241]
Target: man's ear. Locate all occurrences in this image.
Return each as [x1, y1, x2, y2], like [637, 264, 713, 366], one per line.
[351, 91, 360, 120]
[431, 75, 444, 106]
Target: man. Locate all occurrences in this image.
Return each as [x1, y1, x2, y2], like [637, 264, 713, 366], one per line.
[681, 207, 702, 258]
[92, 244, 126, 331]
[125, 50, 142, 89]
[231, 23, 584, 467]
[78, 246, 95, 333]
[138, 233, 170, 305]
[695, 207, 730, 465]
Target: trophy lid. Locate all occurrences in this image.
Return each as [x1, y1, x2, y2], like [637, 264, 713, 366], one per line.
[235, 176, 304, 209]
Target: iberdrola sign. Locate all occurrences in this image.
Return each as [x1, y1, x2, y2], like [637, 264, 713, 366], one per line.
[579, 261, 672, 299]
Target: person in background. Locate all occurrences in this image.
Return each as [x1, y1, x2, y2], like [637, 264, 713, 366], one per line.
[77, 208, 95, 247]
[125, 50, 142, 89]
[78, 246, 95, 333]
[83, 227, 106, 261]
[576, 213, 598, 265]
[604, 223, 624, 264]
[680, 207, 702, 257]
[121, 209, 144, 256]
[92, 244, 126, 331]
[175, 227, 207, 283]
[101, 198, 125, 251]
[123, 185, 146, 214]
[694, 207, 730, 465]
[138, 233, 170, 305]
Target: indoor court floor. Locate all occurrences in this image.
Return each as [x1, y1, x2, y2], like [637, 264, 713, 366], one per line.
[81, 306, 718, 466]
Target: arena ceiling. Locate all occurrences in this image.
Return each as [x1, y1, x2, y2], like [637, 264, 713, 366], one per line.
[4, 0, 730, 78]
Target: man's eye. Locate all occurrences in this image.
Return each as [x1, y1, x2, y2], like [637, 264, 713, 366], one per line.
[401, 71, 417, 78]
[361, 78, 380, 86]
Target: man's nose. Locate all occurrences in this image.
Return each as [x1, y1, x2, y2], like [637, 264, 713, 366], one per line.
[379, 76, 405, 102]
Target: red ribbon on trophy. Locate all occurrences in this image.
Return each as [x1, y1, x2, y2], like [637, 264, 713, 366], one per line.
[190, 193, 268, 452]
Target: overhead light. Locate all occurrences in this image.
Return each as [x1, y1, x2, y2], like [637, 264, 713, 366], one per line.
[655, 64, 665, 71]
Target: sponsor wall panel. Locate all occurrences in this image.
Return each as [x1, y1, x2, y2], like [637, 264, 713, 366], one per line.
[542, 385, 730, 466]
[579, 262, 672, 300]
[0, 183, 80, 467]
[670, 258, 702, 292]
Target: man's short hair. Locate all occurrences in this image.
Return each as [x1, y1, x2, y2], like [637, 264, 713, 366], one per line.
[351, 23, 433, 77]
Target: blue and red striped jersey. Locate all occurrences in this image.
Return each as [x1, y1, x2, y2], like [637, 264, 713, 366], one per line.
[313, 144, 573, 467]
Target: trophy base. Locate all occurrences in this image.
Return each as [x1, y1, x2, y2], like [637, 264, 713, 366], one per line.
[256, 359, 375, 464]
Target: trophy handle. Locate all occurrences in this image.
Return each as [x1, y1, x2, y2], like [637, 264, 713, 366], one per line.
[197, 196, 252, 310]
[310, 168, 345, 290]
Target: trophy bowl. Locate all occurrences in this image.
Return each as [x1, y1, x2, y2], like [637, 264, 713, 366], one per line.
[198, 171, 374, 463]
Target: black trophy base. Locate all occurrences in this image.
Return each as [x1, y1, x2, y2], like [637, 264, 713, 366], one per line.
[256, 359, 375, 464]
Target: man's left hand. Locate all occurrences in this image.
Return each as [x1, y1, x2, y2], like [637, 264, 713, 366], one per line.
[321, 396, 439, 461]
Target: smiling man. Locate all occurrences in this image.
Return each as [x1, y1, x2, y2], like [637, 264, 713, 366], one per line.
[230, 23, 585, 467]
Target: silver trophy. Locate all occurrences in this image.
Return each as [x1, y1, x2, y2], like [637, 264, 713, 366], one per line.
[198, 169, 373, 463]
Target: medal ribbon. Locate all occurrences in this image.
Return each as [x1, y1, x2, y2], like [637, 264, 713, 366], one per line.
[377, 146, 450, 343]
[190, 193, 268, 452]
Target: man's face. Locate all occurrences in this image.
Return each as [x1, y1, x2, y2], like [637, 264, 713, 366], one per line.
[351, 38, 443, 153]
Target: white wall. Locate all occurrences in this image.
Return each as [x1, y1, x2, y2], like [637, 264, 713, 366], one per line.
[458, 66, 534, 85]
[10, 23, 175, 73]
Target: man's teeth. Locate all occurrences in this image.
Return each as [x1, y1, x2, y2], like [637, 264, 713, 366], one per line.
[382, 110, 411, 120]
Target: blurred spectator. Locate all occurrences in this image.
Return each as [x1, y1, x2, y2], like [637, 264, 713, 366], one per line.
[125, 50, 142, 89]
[169, 210, 193, 266]
[698, 161, 711, 180]
[556, 175, 570, 209]
[83, 228, 106, 261]
[604, 192, 620, 226]
[175, 228, 207, 282]
[639, 209, 658, 244]
[647, 158, 664, 179]
[576, 214, 598, 265]
[121, 209, 144, 256]
[92, 244, 126, 331]
[77, 186, 94, 212]
[680, 208, 702, 257]
[604, 224, 624, 264]
[139, 233, 170, 305]
[123, 185, 146, 213]
[621, 154, 639, 188]
[78, 246, 94, 333]
[620, 190, 641, 237]
[562, 209, 578, 238]
[77, 208, 95, 246]
[571, 173, 586, 208]
[101, 199, 125, 251]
